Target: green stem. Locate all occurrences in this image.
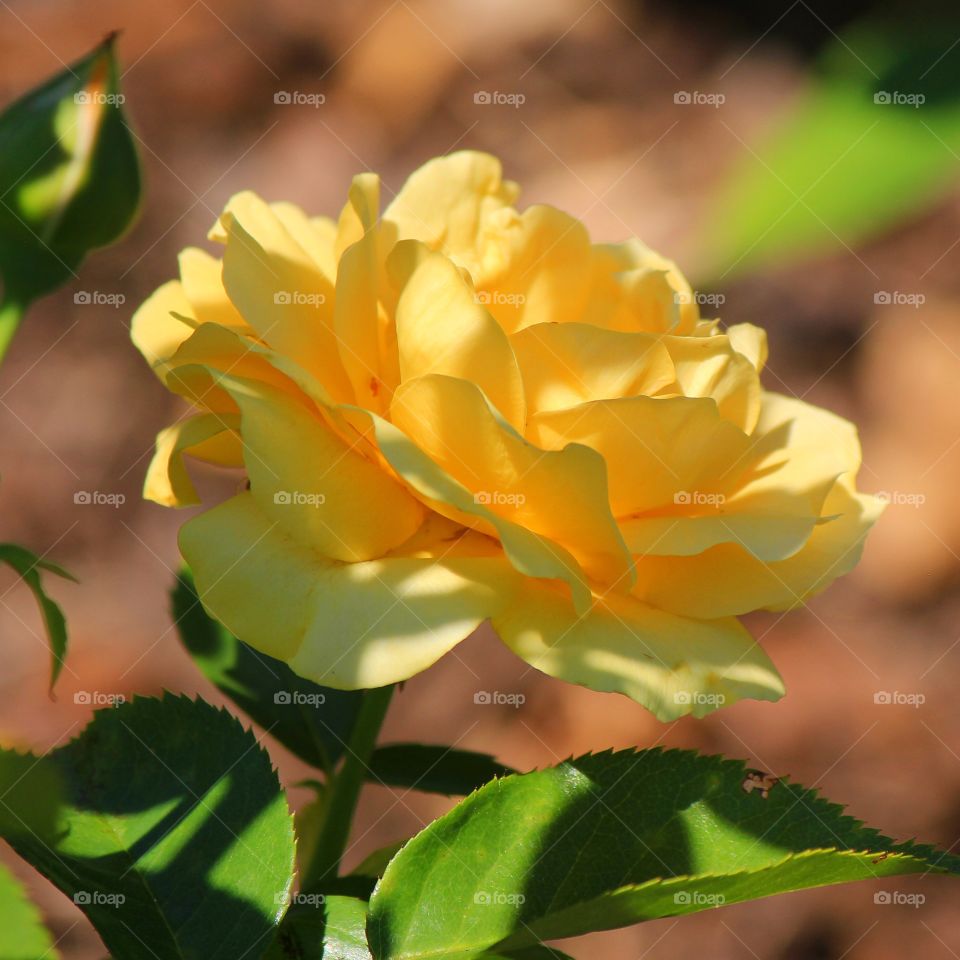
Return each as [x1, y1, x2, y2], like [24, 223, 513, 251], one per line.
[0, 300, 24, 367]
[301, 684, 394, 893]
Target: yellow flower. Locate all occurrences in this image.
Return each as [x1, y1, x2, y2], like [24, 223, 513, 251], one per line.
[132, 151, 882, 720]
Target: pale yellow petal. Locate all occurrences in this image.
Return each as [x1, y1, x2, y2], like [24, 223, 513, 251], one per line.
[163, 321, 304, 413]
[181, 492, 520, 687]
[390, 374, 633, 589]
[384, 512, 502, 560]
[726, 322, 768, 370]
[492, 578, 784, 721]
[334, 175, 392, 413]
[633, 476, 885, 618]
[334, 172, 380, 261]
[726, 392, 863, 526]
[619, 511, 823, 563]
[659, 333, 762, 433]
[177, 247, 248, 331]
[528, 396, 752, 516]
[475, 204, 594, 333]
[215, 191, 353, 401]
[383, 151, 517, 270]
[211, 373, 424, 562]
[391, 244, 525, 431]
[130, 280, 197, 377]
[616, 391, 861, 561]
[144, 412, 239, 507]
[340, 401, 594, 611]
[510, 322, 676, 417]
[271, 203, 339, 282]
[586, 239, 699, 334]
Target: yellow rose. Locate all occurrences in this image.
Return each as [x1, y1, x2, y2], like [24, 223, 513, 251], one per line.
[132, 151, 882, 720]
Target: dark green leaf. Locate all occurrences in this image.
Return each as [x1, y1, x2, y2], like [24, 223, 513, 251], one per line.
[0, 542, 75, 691]
[704, 22, 960, 275]
[0, 34, 140, 312]
[368, 748, 960, 959]
[0, 861, 56, 960]
[0, 748, 62, 839]
[265, 895, 371, 960]
[368, 744, 514, 796]
[1, 694, 296, 960]
[173, 570, 364, 772]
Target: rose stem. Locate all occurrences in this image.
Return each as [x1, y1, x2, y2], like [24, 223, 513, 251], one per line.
[301, 683, 395, 893]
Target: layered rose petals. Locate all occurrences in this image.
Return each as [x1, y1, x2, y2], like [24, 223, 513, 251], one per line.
[133, 151, 882, 720]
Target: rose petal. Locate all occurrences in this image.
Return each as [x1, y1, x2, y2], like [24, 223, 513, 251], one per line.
[493, 578, 784, 721]
[181, 492, 519, 688]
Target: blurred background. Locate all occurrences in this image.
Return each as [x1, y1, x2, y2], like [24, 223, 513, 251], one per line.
[2, 0, 960, 956]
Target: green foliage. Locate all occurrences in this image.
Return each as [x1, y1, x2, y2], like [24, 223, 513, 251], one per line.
[0, 34, 140, 320]
[368, 748, 960, 958]
[1, 694, 296, 960]
[0, 542, 75, 691]
[706, 20, 960, 274]
[350, 842, 407, 880]
[266, 895, 371, 960]
[368, 744, 514, 795]
[0, 748, 62, 839]
[263, 897, 573, 960]
[0, 862, 56, 960]
[174, 570, 364, 772]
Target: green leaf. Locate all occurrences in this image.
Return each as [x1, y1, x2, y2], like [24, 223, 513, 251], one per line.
[704, 22, 960, 275]
[0, 861, 56, 960]
[1, 694, 296, 960]
[173, 570, 364, 773]
[367, 745, 514, 796]
[0, 542, 75, 692]
[295, 784, 327, 880]
[0, 34, 140, 315]
[0, 748, 62, 839]
[265, 895, 371, 960]
[350, 842, 406, 880]
[368, 748, 960, 959]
